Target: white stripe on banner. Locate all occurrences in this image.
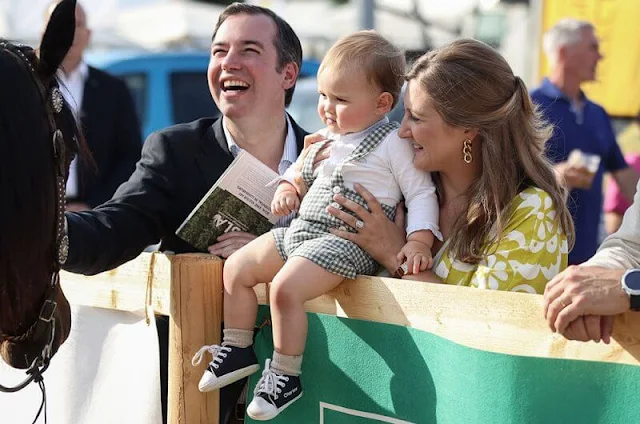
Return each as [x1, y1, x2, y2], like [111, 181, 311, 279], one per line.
[319, 401, 415, 424]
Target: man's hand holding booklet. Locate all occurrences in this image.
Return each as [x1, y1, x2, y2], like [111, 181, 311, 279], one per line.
[176, 151, 280, 251]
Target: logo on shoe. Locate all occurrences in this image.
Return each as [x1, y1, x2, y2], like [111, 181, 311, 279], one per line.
[283, 387, 298, 398]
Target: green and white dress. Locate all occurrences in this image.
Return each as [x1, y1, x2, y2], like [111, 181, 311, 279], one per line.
[432, 187, 568, 294]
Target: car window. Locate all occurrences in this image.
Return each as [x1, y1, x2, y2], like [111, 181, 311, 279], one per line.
[287, 80, 323, 132]
[120, 73, 148, 127]
[170, 71, 220, 124]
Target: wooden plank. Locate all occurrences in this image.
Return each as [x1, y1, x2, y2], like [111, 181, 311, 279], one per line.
[60, 252, 172, 316]
[254, 276, 640, 366]
[168, 254, 223, 424]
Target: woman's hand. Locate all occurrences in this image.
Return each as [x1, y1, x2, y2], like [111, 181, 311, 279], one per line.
[292, 133, 332, 196]
[327, 183, 406, 272]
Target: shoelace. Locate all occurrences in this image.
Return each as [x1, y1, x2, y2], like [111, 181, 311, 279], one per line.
[191, 344, 232, 369]
[254, 359, 289, 401]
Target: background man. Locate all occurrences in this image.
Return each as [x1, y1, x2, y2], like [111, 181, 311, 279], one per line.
[531, 18, 638, 265]
[47, 1, 141, 211]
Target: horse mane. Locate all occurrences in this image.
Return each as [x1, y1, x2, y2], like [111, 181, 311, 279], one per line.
[0, 43, 82, 335]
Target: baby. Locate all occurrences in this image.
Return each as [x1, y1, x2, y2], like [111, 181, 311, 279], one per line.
[192, 30, 440, 421]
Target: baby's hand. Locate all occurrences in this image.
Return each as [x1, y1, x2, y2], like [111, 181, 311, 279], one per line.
[271, 183, 300, 216]
[397, 240, 433, 275]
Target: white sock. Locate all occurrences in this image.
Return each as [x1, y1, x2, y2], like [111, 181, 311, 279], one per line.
[271, 351, 303, 376]
[222, 328, 253, 348]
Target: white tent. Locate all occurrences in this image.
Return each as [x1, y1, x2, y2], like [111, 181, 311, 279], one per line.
[115, 2, 225, 50]
[0, 0, 222, 50]
[280, 0, 473, 53]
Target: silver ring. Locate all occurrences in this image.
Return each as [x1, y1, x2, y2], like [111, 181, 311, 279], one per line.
[355, 219, 365, 230]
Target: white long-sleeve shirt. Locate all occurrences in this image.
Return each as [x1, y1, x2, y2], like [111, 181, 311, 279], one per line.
[282, 119, 441, 239]
[585, 178, 640, 269]
[57, 61, 89, 199]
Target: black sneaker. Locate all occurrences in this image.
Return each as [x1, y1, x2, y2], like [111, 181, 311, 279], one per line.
[246, 359, 303, 421]
[191, 344, 259, 392]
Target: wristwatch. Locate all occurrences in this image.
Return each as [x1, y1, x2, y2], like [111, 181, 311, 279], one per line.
[621, 269, 640, 311]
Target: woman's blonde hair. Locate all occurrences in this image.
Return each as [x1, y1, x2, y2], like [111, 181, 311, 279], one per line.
[406, 39, 574, 263]
[319, 30, 405, 108]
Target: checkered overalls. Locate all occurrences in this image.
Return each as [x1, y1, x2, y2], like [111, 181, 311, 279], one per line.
[272, 122, 398, 278]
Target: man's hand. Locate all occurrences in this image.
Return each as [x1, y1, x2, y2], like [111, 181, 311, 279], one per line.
[271, 182, 300, 216]
[555, 161, 595, 190]
[561, 315, 614, 344]
[397, 240, 433, 275]
[207, 231, 257, 258]
[543, 266, 629, 335]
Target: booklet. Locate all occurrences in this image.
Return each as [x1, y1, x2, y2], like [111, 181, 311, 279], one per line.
[176, 151, 280, 251]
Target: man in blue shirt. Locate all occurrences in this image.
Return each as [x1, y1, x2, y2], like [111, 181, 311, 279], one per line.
[531, 18, 638, 265]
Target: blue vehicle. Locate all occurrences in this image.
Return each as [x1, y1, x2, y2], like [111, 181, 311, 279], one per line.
[87, 50, 321, 139]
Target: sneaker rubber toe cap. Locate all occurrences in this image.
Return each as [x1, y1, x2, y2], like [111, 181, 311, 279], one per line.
[246, 397, 278, 421]
[198, 370, 216, 392]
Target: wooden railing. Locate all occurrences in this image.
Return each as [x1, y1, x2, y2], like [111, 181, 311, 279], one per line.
[60, 252, 640, 423]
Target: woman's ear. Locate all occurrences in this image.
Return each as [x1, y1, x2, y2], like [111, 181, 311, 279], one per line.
[376, 92, 394, 115]
[464, 128, 480, 141]
[38, 0, 76, 81]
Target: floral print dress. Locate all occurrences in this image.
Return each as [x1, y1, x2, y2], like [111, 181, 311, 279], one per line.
[433, 187, 568, 294]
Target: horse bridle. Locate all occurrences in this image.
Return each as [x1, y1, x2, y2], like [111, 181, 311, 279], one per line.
[0, 42, 71, 395]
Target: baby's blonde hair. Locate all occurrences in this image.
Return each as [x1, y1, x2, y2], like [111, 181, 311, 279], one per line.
[319, 30, 406, 108]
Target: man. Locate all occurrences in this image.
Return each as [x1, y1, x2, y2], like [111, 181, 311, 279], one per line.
[47, 1, 141, 211]
[64, 4, 307, 423]
[543, 178, 640, 343]
[531, 19, 638, 265]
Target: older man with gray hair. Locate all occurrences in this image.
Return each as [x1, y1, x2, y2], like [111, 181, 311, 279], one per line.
[531, 18, 638, 266]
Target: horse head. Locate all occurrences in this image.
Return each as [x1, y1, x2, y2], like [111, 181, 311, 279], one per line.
[0, 0, 80, 374]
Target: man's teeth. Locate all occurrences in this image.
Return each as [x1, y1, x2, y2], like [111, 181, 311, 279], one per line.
[223, 80, 249, 90]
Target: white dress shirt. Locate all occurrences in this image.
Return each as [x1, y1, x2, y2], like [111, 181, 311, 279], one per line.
[282, 118, 441, 238]
[57, 61, 89, 199]
[223, 114, 298, 227]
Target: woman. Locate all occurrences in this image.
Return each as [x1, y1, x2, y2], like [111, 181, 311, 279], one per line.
[323, 39, 574, 294]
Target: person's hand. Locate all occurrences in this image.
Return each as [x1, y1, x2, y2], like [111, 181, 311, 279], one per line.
[66, 201, 90, 212]
[327, 183, 406, 272]
[207, 231, 256, 258]
[555, 161, 595, 190]
[292, 133, 332, 197]
[561, 315, 614, 344]
[543, 266, 628, 334]
[398, 240, 433, 275]
[271, 182, 300, 216]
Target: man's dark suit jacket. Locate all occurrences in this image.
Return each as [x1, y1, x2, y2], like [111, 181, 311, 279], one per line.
[65, 115, 307, 274]
[75, 66, 141, 207]
[64, 116, 307, 423]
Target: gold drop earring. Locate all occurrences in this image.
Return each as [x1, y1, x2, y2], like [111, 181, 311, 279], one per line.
[463, 139, 473, 164]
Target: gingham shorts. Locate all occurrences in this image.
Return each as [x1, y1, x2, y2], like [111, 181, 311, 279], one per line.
[271, 219, 379, 279]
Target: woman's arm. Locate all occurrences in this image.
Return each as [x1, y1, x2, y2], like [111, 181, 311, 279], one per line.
[327, 183, 407, 273]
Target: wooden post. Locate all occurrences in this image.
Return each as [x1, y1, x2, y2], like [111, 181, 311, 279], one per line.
[168, 254, 224, 424]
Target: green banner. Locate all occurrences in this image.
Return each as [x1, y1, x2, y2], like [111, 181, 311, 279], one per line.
[247, 306, 639, 423]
